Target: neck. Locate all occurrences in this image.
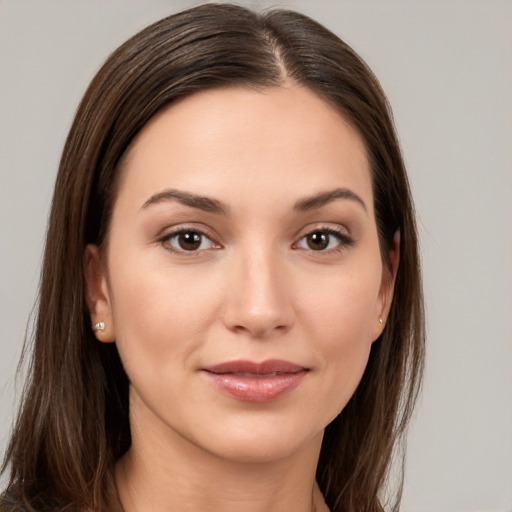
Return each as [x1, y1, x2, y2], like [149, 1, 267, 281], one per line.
[115, 422, 328, 512]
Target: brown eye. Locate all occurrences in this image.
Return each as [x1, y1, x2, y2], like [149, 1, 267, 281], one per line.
[306, 232, 329, 250]
[165, 230, 216, 253]
[296, 228, 352, 253]
[178, 232, 202, 250]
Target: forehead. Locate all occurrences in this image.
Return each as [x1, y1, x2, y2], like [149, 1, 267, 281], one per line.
[116, 85, 373, 214]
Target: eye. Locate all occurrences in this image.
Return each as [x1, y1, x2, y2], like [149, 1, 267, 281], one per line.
[163, 230, 218, 253]
[295, 228, 352, 252]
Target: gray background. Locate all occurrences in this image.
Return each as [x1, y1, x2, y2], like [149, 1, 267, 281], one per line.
[1, 1, 511, 511]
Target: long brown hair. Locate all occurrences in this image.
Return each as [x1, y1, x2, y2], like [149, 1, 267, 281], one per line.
[1, 4, 424, 511]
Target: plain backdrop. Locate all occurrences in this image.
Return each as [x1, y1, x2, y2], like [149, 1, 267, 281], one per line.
[0, 1, 511, 511]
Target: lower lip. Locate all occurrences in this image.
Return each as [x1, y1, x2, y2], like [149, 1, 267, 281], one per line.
[203, 371, 307, 403]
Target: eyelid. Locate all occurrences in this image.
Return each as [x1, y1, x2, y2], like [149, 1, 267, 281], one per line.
[157, 224, 222, 254]
[293, 224, 354, 253]
[155, 222, 353, 255]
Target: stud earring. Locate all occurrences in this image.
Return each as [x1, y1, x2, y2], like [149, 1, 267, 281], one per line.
[92, 321, 105, 332]
[379, 318, 383, 324]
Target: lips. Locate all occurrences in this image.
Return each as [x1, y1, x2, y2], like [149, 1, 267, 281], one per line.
[201, 359, 309, 403]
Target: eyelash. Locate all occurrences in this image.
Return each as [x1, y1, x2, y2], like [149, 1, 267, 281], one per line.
[159, 225, 220, 255]
[294, 227, 354, 254]
[158, 225, 353, 255]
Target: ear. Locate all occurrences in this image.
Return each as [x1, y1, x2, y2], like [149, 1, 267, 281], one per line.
[372, 230, 400, 342]
[84, 244, 116, 343]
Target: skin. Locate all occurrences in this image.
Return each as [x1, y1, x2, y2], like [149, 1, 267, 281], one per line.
[85, 85, 398, 512]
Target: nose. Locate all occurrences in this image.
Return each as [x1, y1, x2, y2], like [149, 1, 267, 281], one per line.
[221, 246, 294, 339]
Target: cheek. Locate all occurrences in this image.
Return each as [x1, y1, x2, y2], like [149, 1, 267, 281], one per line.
[301, 261, 381, 346]
[296, 261, 382, 416]
[107, 253, 223, 372]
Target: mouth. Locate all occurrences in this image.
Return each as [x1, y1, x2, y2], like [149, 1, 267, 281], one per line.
[201, 359, 310, 403]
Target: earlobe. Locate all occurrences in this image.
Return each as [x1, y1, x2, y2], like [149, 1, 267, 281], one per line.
[84, 244, 116, 343]
[373, 230, 400, 341]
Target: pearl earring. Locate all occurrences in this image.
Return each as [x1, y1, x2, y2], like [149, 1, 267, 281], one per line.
[92, 321, 105, 332]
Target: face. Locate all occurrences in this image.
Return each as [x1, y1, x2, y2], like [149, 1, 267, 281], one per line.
[86, 85, 397, 464]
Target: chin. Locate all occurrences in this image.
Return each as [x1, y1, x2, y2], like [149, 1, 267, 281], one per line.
[187, 413, 326, 465]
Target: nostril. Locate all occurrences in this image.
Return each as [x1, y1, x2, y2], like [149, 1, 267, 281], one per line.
[229, 320, 291, 338]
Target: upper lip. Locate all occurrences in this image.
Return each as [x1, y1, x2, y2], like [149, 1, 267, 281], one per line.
[202, 359, 308, 375]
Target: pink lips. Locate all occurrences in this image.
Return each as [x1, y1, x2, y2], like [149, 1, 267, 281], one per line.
[201, 359, 308, 403]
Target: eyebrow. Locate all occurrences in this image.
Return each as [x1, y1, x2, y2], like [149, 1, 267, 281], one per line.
[141, 189, 228, 215]
[141, 186, 367, 216]
[294, 188, 367, 213]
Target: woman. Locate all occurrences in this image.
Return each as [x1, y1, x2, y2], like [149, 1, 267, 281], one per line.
[1, 3, 424, 511]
